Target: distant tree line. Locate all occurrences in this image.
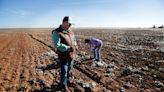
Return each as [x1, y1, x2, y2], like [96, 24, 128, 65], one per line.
[152, 25, 164, 28]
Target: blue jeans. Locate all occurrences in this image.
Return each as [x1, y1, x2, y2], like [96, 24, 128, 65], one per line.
[60, 59, 74, 89]
[93, 43, 103, 61]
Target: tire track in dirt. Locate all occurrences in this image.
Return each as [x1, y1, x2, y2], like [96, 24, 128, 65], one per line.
[27, 33, 109, 91]
[0, 37, 17, 80]
[0, 33, 25, 91]
[0, 37, 14, 60]
[15, 33, 33, 90]
[28, 34, 56, 53]
[0, 36, 12, 53]
[11, 33, 24, 91]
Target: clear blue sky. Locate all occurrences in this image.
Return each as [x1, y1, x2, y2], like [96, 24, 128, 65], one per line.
[0, 0, 163, 28]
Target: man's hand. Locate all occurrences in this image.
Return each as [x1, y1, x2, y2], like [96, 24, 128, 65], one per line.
[69, 47, 74, 52]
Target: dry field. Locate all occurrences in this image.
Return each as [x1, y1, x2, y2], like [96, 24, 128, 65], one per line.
[0, 28, 164, 92]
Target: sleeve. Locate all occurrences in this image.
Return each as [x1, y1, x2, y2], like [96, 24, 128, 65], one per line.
[52, 31, 70, 52]
[89, 39, 95, 52]
[69, 30, 78, 49]
[73, 35, 78, 49]
[90, 44, 94, 52]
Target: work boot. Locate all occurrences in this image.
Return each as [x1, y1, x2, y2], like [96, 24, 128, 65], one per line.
[65, 86, 71, 92]
[68, 79, 76, 87]
[62, 86, 71, 92]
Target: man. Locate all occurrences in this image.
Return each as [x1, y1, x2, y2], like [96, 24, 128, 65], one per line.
[52, 16, 78, 92]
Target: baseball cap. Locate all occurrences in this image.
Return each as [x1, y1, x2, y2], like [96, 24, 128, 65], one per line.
[62, 16, 73, 25]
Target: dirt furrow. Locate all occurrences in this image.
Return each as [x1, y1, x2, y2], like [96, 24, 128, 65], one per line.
[1, 29, 164, 92]
[0, 33, 24, 91]
[27, 33, 111, 91]
[0, 35, 18, 80]
[0, 38, 14, 60]
[0, 32, 56, 91]
[0, 36, 12, 53]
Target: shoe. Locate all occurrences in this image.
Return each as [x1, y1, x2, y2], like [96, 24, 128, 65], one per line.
[93, 59, 100, 62]
[67, 79, 76, 87]
[64, 86, 71, 92]
[95, 60, 104, 67]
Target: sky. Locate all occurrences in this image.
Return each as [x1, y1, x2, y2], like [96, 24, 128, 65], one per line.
[0, 0, 164, 28]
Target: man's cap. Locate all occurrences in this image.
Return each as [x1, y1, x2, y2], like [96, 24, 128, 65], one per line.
[62, 16, 73, 24]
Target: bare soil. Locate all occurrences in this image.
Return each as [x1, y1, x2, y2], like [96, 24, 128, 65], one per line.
[0, 28, 164, 92]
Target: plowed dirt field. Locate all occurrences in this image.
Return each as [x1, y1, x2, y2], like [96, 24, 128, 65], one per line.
[0, 28, 164, 92]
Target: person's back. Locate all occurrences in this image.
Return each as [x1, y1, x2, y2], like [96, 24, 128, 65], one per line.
[90, 37, 102, 47]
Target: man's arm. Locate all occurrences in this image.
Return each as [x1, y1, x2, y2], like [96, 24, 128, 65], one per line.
[73, 35, 78, 50]
[52, 31, 70, 52]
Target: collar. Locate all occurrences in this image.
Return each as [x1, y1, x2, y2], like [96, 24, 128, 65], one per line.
[59, 25, 69, 34]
